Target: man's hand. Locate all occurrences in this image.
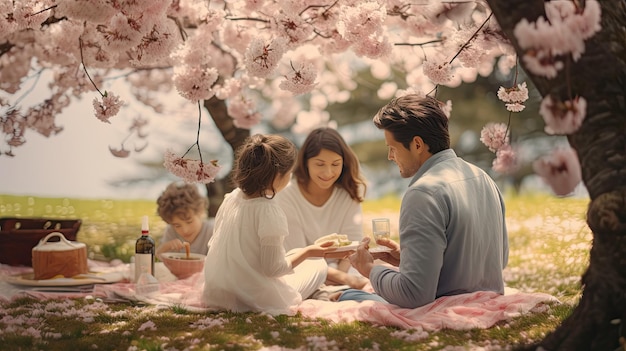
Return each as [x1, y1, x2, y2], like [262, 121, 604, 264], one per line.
[348, 237, 376, 278]
[372, 237, 401, 266]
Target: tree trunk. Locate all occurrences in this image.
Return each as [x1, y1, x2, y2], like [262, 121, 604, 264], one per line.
[203, 96, 249, 217]
[487, 1, 626, 350]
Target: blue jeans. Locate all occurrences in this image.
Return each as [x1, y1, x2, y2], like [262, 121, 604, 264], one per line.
[337, 289, 388, 303]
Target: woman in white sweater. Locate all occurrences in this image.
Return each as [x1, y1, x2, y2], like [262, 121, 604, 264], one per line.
[275, 127, 368, 289]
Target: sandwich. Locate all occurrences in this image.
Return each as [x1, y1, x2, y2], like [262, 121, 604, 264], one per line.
[314, 233, 352, 247]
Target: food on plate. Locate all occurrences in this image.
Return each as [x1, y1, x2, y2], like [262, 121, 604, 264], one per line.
[314, 233, 352, 247]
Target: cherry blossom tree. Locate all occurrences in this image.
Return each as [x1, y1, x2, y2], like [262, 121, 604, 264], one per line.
[1, 1, 624, 348]
[487, 1, 625, 350]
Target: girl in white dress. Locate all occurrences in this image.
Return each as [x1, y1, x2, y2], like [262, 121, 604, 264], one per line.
[202, 134, 342, 315]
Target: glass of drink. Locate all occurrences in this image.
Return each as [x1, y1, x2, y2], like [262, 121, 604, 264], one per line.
[372, 218, 391, 241]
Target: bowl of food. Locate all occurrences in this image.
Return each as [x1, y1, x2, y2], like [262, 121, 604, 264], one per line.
[160, 252, 205, 280]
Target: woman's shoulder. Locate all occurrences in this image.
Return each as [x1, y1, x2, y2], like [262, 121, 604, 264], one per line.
[274, 181, 302, 202]
[331, 186, 355, 201]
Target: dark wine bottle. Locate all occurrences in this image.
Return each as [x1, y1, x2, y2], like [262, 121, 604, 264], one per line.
[134, 215, 155, 283]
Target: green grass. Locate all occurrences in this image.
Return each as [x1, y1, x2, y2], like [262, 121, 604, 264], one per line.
[1, 195, 165, 263]
[0, 193, 591, 350]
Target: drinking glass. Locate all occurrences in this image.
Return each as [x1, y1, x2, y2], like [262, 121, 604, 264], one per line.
[372, 218, 391, 241]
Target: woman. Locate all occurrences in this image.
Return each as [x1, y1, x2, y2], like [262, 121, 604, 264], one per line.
[275, 127, 368, 289]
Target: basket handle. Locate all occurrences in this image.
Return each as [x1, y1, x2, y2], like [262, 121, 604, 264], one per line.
[38, 232, 80, 248]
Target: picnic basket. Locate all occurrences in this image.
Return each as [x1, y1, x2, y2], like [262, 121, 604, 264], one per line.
[0, 217, 82, 267]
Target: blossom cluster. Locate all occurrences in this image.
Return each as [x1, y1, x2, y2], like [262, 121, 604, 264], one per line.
[532, 147, 582, 196]
[514, 1, 601, 79]
[93, 92, 124, 124]
[497, 82, 529, 113]
[163, 149, 222, 184]
[502, 2, 592, 195]
[0, 0, 595, 190]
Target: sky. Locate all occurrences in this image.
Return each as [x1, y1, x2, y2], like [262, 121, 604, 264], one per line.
[0, 98, 166, 200]
[0, 75, 235, 201]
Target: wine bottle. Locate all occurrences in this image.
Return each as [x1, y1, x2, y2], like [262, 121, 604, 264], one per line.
[134, 215, 155, 283]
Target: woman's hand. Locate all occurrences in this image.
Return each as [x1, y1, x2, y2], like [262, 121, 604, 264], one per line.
[305, 241, 352, 259]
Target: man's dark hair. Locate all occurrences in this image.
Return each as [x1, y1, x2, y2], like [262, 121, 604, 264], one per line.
[373, 95, 450, 153]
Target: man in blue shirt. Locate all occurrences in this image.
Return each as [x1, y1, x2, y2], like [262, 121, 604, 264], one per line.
[338, 94, 509, 308]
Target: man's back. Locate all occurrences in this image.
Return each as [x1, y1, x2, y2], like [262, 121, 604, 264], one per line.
[370, 149, 509, 308]
[412, 152, 508, 297]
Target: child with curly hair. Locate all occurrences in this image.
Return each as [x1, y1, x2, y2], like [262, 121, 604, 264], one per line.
[156, 182, 213, 257]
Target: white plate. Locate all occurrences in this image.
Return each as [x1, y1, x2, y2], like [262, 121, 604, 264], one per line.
[3, 272, 124, 287]
[369, 246, 393, 253]
[328, 241, 360, 252]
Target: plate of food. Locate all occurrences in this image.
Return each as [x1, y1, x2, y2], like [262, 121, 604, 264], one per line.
[4, 271, 124, 287]
[314, 233, 359, 252]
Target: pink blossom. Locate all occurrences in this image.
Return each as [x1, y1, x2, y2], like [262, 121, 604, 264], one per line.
[497, 82, 529, 104]
[227, 96, 262, 129]
[539, 95, 587, 135]
[353, 35, 392, 59]
[497, 82, 529, 112]
[320, 29, 352, 55]
[244, 37, 287, 78]
[532, 147, 582, 196]
[492, 144, 520, 175]
[233, 112, 262, 130]
[480, 123, 509, 153]
[338, 2, 386, 43]
[505, 103, 525, 112]
[227, 96, 257, 120]
[521, 49, 563, 79]
[55, 0, 117, 24]
[172, 66, 218, 102]
[423, 60, 453, 85]
[102, 13, 144, 52]
[274, 11, 313, 47]
[163, 149, 221, 184]
[222, 22, 253, 55]
[514, 0, 602, 77]
[569, 0, 602, 40]
[279, 62, 318, 95]
[93, 92, 124, 123]
[138, 320, 157, 331]
[215, 78, 243, 100]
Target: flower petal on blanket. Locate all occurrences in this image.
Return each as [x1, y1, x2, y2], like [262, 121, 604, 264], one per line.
[3, 260, 558, 331]
[294, 290, 559, 330]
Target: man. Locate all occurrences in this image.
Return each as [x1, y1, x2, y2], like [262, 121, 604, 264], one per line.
[338, 94, 509, 308]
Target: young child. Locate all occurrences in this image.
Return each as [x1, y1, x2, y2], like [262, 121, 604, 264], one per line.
[201, 134, 344, 315]
[156, 182, 213, 257]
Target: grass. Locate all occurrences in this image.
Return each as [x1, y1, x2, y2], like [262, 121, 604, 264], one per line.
[0, 193, 591, 350]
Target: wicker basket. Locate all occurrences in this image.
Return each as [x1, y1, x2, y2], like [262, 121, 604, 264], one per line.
[0, 217, 82, 267]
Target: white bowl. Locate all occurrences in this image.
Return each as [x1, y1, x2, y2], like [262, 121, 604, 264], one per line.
[160, 252, 205, 279]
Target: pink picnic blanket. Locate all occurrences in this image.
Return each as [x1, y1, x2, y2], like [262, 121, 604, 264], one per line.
[1, 263, 558, 331]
